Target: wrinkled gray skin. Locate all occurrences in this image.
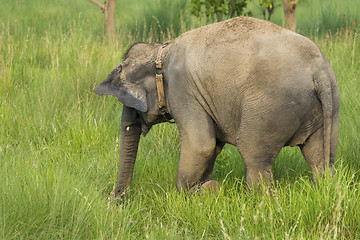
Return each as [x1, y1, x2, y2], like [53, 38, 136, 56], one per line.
[94, 17, 339, 197]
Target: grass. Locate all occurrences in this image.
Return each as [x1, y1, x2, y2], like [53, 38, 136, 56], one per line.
[123, 0, 192, 42]
[245, 0, 360, 36]
[1, 0, 360, 239]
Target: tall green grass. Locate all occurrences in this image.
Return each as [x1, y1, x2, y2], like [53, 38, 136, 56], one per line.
[296, 0, 360, 35]
[122, 0, 193, 42]
[1, 0, 360, 238]
[245, 0, 360, 35]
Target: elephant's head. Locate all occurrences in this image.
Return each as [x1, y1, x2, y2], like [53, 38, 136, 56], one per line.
[94, 43, 171, 197]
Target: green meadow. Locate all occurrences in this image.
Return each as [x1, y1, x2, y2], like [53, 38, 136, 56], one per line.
[1, 0, 359, 239]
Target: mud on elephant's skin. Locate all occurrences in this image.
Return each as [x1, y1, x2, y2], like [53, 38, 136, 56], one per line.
[94, 16, 339, 197]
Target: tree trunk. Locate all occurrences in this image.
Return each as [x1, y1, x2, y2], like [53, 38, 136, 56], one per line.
[88, 0, 116, 40]
[283, 0, 297, 32]
[104, 0, 116, 41]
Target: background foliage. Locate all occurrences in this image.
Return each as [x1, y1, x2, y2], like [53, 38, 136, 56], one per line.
[0, 0, 359, 239]
[190, 0, 249, 22]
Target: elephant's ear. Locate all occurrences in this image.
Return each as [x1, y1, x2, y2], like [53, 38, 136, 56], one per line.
[94, 80, 148, 112]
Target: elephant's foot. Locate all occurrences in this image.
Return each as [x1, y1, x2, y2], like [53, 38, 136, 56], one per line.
[191, 180, 221, 194]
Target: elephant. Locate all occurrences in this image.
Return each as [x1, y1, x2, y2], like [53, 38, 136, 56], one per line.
[94, 17, 339, 197]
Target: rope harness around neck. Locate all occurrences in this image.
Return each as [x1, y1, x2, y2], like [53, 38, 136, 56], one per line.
[155, 42, 169, 112]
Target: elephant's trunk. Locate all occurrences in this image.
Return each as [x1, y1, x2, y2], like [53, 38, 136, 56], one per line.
[114, 106, 142, 198]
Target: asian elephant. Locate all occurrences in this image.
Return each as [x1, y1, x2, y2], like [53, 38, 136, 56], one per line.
[94, 17, 339, 197]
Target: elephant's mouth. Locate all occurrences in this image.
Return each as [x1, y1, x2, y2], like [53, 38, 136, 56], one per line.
[141, 123, 151, 136]
[139, 112, 173, 136]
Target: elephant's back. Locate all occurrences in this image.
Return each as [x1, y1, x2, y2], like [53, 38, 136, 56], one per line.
[174, 16, 320, 66]
[173, 16, 324, 89]
[176, 16, 286, 45]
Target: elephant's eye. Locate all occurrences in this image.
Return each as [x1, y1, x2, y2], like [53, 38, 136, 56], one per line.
[116, 64, 122, 73]
[110, 64, 122, 75]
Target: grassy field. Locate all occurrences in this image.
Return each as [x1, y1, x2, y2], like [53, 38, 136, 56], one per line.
[1, 0, 360, 239]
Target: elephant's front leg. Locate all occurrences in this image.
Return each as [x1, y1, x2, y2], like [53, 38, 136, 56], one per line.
[176, 115, 221, 194]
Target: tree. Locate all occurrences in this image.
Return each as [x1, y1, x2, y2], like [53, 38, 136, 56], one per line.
[88, 0, 116, 40]
[190, 0, 272, 23]
[190, 0, 248, 22]
[262, 1, 275, 20]
[282, 0, 297, 31]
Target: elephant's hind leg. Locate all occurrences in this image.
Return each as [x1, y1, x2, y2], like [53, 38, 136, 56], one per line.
[240, 152, 278, 190]
[236, 124, 284, 189]
[301, 126, 334, 183]
[236, 128, 284, 189]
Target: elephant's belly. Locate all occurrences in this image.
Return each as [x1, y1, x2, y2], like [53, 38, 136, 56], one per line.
[214, 124, 239, 146]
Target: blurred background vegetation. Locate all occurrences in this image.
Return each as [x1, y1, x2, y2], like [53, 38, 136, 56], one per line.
[1, 0, 359, 42]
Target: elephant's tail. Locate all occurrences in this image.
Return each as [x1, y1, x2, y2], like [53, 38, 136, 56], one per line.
[314, 68, 334, 165]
